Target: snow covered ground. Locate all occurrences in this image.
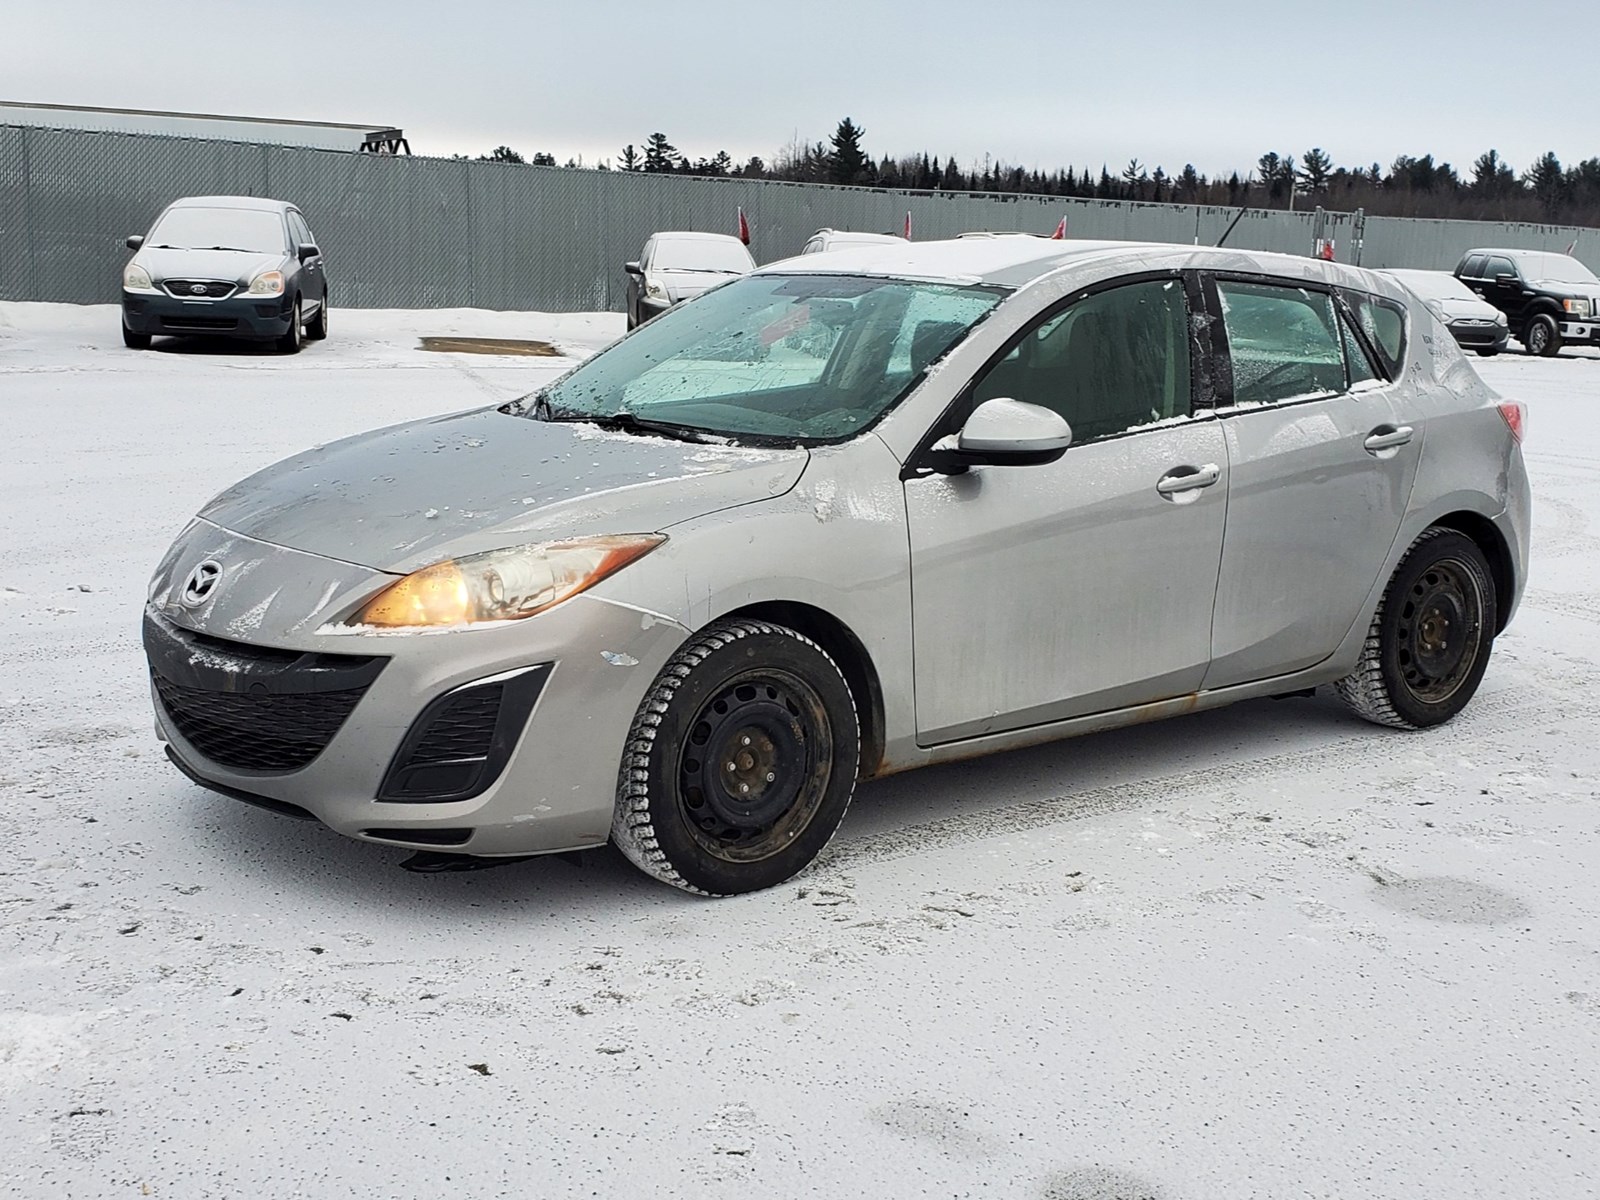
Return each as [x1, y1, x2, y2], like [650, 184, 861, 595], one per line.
[2, 303, 1598, 1199]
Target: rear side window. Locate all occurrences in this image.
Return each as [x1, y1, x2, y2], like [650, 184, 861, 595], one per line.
[1345, 291, 1408, 378]
[1216, 280, 1345, 405]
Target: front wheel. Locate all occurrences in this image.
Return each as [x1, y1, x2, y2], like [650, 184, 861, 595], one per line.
[1334, 528, 1497, 730]
[612, 619, 860, 895]
[122, 323, 151, 350]
[1475, 348, 1500, 358]
[276, 299, 303, 354]
[1525, 313, 1560, 357]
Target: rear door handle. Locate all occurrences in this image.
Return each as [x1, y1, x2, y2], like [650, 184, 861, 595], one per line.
[1156, 463, 1221, 498]
[1364, 425, 1414, 455]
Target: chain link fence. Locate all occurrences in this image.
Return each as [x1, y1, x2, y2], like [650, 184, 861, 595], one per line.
[5, 122, 1599, 312]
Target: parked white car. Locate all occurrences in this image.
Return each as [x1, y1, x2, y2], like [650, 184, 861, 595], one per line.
[624, 232, 755, 329]
[1382, 268, 1509, 356]
[800, 229, 908, 255]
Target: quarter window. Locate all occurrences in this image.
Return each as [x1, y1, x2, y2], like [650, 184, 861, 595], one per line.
[1216, 281, 1345, 406]
[971, 279, 1192, 443]
[1345, 291, 1408, 378]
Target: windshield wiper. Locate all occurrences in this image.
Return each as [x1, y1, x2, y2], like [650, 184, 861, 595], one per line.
[538, 400, 717, 443]
[203, 245, 262, 253]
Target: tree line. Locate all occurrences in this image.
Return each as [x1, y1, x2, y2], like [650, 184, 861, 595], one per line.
[474, 118, 1600, 228]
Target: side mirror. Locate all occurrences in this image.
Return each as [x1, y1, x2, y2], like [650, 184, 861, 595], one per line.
[297, 244, 320, 262]
[922, 398, 1073, 474]
[125, 235, 144, 251]
[1494, 273, 1517, 285]
[624, 261, 642, 275]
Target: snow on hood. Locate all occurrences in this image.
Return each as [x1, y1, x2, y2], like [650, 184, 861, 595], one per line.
[647, 266, 744, 303]
[197, 407, 807, 574]
[136, 245, 287, 283]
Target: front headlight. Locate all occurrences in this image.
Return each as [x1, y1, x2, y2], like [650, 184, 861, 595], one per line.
[645, 278, 668, 300]
[123, 262, 156, 292]
[247, 270, 286, 296]
[344, 534, 666, 630]
[1496, 310, 1508, 326]
[1563, 297, 1592, 317]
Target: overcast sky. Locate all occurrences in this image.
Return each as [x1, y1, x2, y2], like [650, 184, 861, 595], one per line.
[6, 1, 1598, 181]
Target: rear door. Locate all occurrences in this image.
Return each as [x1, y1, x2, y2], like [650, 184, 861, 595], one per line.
[904, 273, 1229, 743]
[1201, 276, 1420, 690]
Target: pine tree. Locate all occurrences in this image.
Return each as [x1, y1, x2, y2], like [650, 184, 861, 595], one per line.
[829, 117, 870, 185]
[481, 145, 525, 164]
[642, 133, 680, 174]
[619, 144, 642, 172]
[1299, 148, 1332, 196]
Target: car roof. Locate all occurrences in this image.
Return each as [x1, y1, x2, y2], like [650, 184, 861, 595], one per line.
[1463, 247, 1572, 260]
[168, 195, 296, 212]
[754, 236, 1405, 296]
[814, 229, 906, 241]
[650, 230, 747, 244]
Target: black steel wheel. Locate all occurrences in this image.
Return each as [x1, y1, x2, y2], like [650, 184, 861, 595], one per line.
[1525, 313, 1560, 357]
[613, 619, 860, 895]
[276, 299, 303, 354]
[1335, 528, 1497, 729]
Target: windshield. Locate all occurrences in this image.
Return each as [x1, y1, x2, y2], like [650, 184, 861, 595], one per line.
[526, 273, 1005, 443]
[1516, 252, 1599, 286]
[651, 239, 755, 273]
[1389, 270, 1476, 302]
[148, 207, 287, 254]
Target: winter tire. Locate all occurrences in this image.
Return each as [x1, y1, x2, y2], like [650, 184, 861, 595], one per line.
[305, 291, 328, 340]
[122, 323, 151, 350]
[1334, 527, 1497, 730]
[276, 299, 303, 354]
[1475, 348, 1500, 358]
[1525, 313, 1560, 357]
[612, 618, 860, 895]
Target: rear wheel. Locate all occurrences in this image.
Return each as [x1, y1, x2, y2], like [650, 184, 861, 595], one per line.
[1525, 313, 1560, 357]
[122, 322, 151, 350]
[276, 299, 303, 354]
[612, 619, 860, 895]
[1335, 528, 1497, 730]
[305, 290, 328, 340]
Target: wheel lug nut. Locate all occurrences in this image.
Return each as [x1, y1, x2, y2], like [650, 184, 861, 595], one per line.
[741, 736, 751, 745]
[725, 762, 736, 771]
[766, 772, 775, 782]
[739, 784, 749, 794]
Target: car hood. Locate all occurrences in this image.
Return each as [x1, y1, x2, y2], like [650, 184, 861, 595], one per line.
[1436, 294, 1502, 321]
[198, 407, 808, 574]
[1528, 277, 1600, 296]
[647, 267, 745, 302]
[137, 246, 287, 283]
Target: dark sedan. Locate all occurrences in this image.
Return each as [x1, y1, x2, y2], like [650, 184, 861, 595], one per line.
[121, 195, 328, 353]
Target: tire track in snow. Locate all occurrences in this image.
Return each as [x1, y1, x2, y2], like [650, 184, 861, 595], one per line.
[824, 681, 1596, 871]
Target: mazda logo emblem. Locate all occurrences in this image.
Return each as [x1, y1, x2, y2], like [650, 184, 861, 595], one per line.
[180, 560, 223, 608]
[190, 283, 208, 295]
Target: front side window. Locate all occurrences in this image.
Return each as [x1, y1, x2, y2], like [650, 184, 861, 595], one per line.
[1485, 256, 1518, 281]
[1216, 280, 1345, 405]
[528, 273, 1003, 443]
[971, 278, 1192, 443]
[289, 212, 314, 247]
[147, 207, 288, 255]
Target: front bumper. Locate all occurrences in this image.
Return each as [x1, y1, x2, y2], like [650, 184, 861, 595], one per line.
[144, 534, 691, 856]
[1558, 319, 1600, 344]
[1445, 319, 1509, 353]
[123, 289, 295, 340]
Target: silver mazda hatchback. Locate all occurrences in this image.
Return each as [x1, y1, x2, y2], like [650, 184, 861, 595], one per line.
[145, 239, 1530, 894]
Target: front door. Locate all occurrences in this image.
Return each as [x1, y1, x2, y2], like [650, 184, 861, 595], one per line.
[904, 276, 1229, 744]
[1201, 277, 1420, 689]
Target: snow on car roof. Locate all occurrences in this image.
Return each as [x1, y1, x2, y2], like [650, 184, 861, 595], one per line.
[651, 231, 749, 244]
[756, 236, 1408, 295]
[169, 195, 294, 212]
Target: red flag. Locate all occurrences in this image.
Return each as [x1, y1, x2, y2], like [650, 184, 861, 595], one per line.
[1049, 216, 1067, 240]
[903, 210, 912, 240]
[737, 207, 750, 246]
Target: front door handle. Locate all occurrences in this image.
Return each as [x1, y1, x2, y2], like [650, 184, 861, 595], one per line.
[1156, 462, 1221, 499]
[1364, 425, 1415, 456]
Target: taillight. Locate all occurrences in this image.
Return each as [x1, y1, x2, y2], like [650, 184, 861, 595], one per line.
[1498, 401, 1526, 442]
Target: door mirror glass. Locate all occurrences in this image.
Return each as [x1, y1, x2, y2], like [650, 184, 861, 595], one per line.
[125, 235, 144, 250]
[952, 397, 1072, 463]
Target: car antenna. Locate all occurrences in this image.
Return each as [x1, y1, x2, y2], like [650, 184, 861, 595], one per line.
[1215, 206, 1251, 249]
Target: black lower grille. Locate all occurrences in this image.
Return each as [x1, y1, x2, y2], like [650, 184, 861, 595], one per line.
[379, 666, 551, 803]
[161, 316, 239, 330]
[155, 674, 365, 772]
